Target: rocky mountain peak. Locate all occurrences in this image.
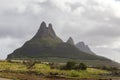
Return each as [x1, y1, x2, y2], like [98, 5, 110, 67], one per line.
[67, 37, 74, 45]
[78, 42, 85, 46]
[32, 21, 57, 39]
[48, 23, 53, 29]
[40, 21, 47, 30]
[48, 23, 56, 37]
[76, 41, 95, 55]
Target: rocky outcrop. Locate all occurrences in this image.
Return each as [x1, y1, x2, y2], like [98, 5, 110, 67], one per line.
[76, 42, 95, 55]
[67, 37, 74, 45]
[32, 21, 62, 42]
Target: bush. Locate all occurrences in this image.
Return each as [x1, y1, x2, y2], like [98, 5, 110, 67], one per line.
[77, 63, 87, 70]
[64, 61, 76, 70]
[61, 61, 87, 70]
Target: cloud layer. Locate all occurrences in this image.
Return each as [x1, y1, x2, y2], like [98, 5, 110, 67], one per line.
[0, 0, 120, 62]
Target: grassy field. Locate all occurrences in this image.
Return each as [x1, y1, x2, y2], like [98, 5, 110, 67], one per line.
[0, 60, 119, 80]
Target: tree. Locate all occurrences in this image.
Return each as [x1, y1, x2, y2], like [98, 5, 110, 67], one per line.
[78, 63, 87, 70]
[65, 61, 76, 70]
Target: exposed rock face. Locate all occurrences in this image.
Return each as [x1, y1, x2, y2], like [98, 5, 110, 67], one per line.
[67, 37, 74, 45]
[32, 21, 62, 42]
[28, 21, 63, 47]
[76, 42, 95, 55]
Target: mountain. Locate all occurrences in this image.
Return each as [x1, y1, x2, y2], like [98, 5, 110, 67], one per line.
[31, 22, 63, 47]
[7, 22, 120, 67]
[67, 37, 74, 45]
[76, 42, 95, 55]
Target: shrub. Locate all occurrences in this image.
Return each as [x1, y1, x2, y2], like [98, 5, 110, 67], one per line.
[65, 61, 76, 70]
[23, 60, 36, 69]
[77, 63, 87, 70]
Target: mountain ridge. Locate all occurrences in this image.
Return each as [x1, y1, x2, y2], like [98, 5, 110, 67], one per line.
[7, 21, 120, 67]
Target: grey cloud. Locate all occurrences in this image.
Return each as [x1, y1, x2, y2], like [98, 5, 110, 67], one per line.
[116, 0, 120, 1]
[0, 0, 120, 62]
[86, 26, 120, 38]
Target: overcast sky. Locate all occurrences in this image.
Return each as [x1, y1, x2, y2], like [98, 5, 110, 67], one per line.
[0, 0, 120, 63]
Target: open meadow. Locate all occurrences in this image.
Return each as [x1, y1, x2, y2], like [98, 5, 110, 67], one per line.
[0, 60, 119, 80]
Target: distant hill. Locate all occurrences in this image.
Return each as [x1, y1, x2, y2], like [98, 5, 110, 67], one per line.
[76, 42, 95, 55]
[7, 22, 120, 67]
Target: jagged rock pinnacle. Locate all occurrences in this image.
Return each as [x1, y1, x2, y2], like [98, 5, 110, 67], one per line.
[48, 23, 56, 37]
[76, 41, 95, 55]
[78, 42, 85, 47]
[67, 37, 74, 45]
[40, 21, 47, 30]
[32, 21, 62, 43]
[48, 23, 52, 29]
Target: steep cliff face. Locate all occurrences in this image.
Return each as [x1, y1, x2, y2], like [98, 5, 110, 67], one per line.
[7, 22, 110, 62]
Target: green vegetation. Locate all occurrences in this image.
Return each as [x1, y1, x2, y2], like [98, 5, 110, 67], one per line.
[0, 60, 115, 80]
[28, 37, 62, 47]
[62, 61, 87, 70]
[77, 63, 87, 70]
[64, 61, 77, 70]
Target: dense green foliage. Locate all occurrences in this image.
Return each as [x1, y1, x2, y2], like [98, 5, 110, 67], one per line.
[62, 61, 87, 70]
[65, 61, 77, 70]
[78, 63, 87, 70]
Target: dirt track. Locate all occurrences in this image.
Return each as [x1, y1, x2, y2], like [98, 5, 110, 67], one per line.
[43, 78, 120, 80]
[0, 77, 120, 80]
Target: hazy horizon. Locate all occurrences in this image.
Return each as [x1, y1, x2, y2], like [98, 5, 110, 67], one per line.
[0, 0, 120, 63]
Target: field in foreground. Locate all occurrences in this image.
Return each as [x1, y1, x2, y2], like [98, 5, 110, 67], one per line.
[0, 61, 119, 80]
